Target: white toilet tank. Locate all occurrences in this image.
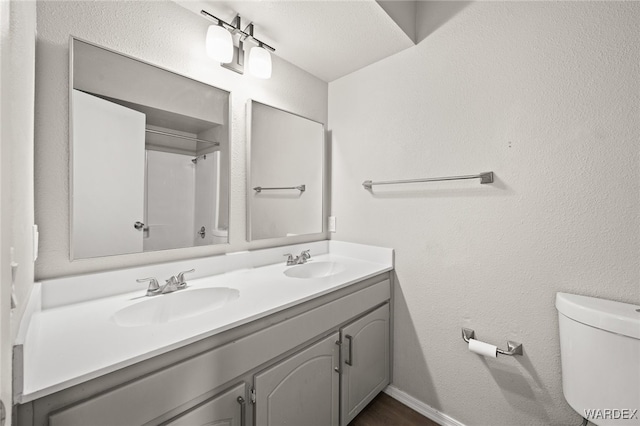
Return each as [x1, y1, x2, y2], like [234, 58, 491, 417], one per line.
[210, 228, 228, 244]
[556, 293, 640, 426]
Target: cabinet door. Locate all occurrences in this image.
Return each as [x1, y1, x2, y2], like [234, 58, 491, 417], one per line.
[340, 304, 390, 425]
[164, 382, 246, 426]
[254, 332, 340, 426]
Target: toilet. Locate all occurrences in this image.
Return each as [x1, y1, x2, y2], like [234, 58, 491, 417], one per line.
[211, 228, 228, 244]
[556, 293, 640, 425]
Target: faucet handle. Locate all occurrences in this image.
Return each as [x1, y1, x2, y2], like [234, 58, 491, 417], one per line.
[301, 249, 311, 260]
[176, 269, 195, 287]
[136, 277, 160, 295]
[284, 253, 296, 265]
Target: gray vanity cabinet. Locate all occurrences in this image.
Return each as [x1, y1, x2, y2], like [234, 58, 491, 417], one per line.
[253, 333, 340, 426]
[164, 383, 246, 426]
[340, 304, 390, 425]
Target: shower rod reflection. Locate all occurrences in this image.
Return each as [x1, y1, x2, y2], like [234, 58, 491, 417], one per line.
[362, 172, 494, 190]
[145, 128, 220, 146]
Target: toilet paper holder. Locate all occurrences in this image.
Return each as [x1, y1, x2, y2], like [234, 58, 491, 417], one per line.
[462, 328, 523, 356]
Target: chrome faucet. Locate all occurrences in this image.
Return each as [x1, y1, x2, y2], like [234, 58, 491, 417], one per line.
[162, 275, 181, 293]
[284, 250, 311, 266]
[136, 269, 195, 296]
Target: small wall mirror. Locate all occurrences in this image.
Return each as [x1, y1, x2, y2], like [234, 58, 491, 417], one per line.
[247, 100, 324, 241]
[70, 38, 230, 259]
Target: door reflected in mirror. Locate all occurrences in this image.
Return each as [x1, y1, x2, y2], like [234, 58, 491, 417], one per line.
[70, 38, 230, 260]
[247, 100, 325, 241]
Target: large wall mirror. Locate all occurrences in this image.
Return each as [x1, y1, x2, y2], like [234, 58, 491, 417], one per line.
[247, 100, 324, 241]
[70, 38, 230, 260]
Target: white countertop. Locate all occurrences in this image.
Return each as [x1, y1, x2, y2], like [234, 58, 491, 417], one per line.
[18, 241, 393, 403]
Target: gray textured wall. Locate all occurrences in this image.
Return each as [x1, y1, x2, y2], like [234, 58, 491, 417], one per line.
[329, 2, 640, 425]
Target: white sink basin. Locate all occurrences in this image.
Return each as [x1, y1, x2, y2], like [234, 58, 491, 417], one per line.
[284, 261, 346, 279]
[113, 287, 239, 327]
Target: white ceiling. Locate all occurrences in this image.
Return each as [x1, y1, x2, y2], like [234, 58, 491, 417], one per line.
[175, 1, 416, 82]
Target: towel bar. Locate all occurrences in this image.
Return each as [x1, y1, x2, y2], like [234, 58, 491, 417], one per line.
[363, 172, 493, 190]
[253, 185, 306, 193]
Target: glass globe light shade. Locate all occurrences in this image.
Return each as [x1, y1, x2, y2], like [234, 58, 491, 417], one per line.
[248, 45, 272, 79]
[206, 25, 233, 64]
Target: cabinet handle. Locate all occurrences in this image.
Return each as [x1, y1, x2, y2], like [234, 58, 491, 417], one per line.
[237, 396, 246, 426]
[345, 335, 353, 366]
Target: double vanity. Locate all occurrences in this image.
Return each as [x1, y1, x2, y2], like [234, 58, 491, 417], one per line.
[18, 34, 389, 426]
[15, 241, 394, 426]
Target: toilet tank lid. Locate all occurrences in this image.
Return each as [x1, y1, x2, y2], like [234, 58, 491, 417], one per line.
[556, 293, 640, 339]
[210, 228, 228, 237]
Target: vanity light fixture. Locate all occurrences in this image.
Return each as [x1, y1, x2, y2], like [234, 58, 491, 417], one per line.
[201, 10, 275, 79]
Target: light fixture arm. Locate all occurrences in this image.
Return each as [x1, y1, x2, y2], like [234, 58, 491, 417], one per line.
[201, 10, 275, 52]
[242, 22, 254, 43]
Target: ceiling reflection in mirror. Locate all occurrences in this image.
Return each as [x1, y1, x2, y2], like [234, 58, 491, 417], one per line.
[70, 38, 230, 260]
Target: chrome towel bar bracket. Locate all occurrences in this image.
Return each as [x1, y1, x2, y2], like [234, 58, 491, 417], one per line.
[253, 185, 305, 193]
[462, 327, 523, 356]
[363, 172, 493, 190]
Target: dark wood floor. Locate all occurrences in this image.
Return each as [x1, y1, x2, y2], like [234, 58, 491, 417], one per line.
[348, 393, 439, 426]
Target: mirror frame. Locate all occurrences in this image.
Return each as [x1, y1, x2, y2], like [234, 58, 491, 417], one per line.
[68, 36, 232, 260]
[246, 99, 327, 242]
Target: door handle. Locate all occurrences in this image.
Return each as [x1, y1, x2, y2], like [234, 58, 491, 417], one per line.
[134, 221, 145, 230]
[345, 334, 353, 366]
[334, 339, 341, 373]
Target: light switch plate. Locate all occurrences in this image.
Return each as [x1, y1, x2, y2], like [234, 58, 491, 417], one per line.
[328, 216, 336, 233]
[33, 224, 39, 262]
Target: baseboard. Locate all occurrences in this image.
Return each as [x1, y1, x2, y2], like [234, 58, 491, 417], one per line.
[383, 385, 465, 426]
